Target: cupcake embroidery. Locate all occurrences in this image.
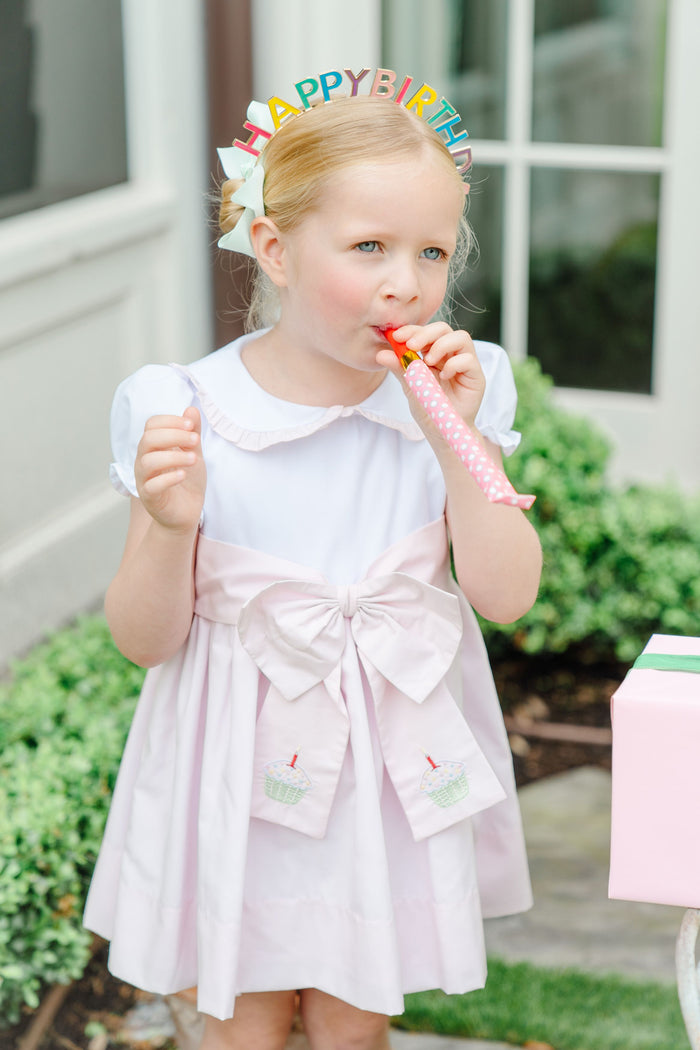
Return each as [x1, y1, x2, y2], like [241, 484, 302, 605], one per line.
[420, 753, 469, 808]
[264, 751, 312, 806]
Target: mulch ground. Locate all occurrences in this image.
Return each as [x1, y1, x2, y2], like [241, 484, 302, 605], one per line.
[1, 656, 625, 1050]
[494, 655, 621, 786]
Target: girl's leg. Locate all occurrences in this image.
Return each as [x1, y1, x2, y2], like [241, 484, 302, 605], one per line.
[200, 990, 297, 1050]
[299, 988, 391, 1050]
[165, 988, 206, 1050]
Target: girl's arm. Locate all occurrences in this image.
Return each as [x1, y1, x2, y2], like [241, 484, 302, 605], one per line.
[105, 407, 206, 667]
[378, 324, 542, 624]
[438, 437, 542, 623]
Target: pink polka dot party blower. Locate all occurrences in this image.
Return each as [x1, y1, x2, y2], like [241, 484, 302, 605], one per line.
[385, 329, 535, 510]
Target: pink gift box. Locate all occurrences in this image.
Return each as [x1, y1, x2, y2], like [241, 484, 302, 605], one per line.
[609, 633, 700, 908]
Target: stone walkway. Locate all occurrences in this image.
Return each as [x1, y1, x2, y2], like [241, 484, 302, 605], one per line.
[121, 767, 685, 1049]
[484, 766, 682, 984]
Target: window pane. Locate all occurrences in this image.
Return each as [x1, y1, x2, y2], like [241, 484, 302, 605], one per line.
[532, 0, 668, 146]
[528, 168, 659, 393]
[0, 0, 127, 221]
[382, 0, 508, 139]
[452, 165, 504, 345]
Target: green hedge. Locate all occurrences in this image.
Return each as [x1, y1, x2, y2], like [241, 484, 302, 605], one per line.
[0, 619, 144, 1024]
[484, 357, 700, 661]
[527, 222, 657, 394]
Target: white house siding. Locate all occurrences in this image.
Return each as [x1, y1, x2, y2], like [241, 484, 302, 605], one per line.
[0, 0, 212, 664]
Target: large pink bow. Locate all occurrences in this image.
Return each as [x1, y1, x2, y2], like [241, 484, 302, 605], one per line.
[238, 572, 506, 840]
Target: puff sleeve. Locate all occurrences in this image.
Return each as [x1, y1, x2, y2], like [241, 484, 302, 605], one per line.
[473, 341, 521, 456]
[109, 365, 196, 497]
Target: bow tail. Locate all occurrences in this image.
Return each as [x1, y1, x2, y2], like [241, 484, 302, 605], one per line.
[366, 667, 507, 842]
[250, 675, 349, 839]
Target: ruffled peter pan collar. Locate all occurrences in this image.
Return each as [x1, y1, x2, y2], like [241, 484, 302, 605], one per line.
[170, 330, 425, 451]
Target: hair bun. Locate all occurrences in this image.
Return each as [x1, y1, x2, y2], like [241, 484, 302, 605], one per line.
[219, 177, 246, 234]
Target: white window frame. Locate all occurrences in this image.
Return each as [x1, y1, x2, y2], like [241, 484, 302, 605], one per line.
[468, 0, 700, 489]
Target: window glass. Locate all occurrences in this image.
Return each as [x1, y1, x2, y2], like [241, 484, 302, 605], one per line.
[532, 0, 668, 146]
[452, 165, 504, 345]
[0, 0, 127, 221]
[528, 168, 659, 393]
[382, 0, 508, 140]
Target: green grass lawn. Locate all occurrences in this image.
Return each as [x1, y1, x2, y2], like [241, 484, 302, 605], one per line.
[393, 957, 688, 1050]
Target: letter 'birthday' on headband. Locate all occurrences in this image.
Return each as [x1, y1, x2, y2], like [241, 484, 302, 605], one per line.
[229, 67, 472, 176]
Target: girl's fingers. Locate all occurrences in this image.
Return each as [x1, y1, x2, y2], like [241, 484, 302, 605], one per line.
[144, 413, 196, 431]
[182, 406, 202, 431]
[423, 333, 474, 369]
[139, 427, 200, 454]
[140, 449, 198, 478]
[392, 322, 451, 352]
[133, 410, 206, 531]
[393, 324, 475, 369]
[438, 351, 481, 382]
[375, 347, 404, 373]
[140, 469, 187, 496]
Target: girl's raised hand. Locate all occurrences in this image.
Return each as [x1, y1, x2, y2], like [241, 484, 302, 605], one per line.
[133, 406, 206, 534]
[378, 322, 486, 429]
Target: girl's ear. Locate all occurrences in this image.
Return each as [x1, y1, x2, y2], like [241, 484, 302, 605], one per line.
[250, 217, 289, 288]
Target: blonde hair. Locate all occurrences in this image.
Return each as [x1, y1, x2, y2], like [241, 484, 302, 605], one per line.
[219, 96, 473, 330]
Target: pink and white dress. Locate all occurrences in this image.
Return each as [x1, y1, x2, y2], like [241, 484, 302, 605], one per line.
[83, 330, 532, 1021]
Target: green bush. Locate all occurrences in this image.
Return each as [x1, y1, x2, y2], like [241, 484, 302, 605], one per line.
[483, 357, 700, 661]
[528, 221, 657, 395]
[0, 619, 144, 1024]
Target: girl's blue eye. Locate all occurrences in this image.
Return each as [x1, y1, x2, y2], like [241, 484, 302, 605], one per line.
[356, 241, 378, 253]
[422, 247, 445, 261]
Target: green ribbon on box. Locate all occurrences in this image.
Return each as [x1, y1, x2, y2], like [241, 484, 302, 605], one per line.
[633, 653, 700, 673]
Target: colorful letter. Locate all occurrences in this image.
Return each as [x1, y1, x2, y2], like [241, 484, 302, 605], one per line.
[395, 75, 414, 105]
[427, 98, 456, 125]
[344, 68, 371, 95]
[267, 96, 302, 130]
[371, 68, 397, 98]
[295, 78, 319, 109]
[435, 113, 468, 148]
[233, 120, 272, 157]
[405, 83, 438, 117]
[450, 146, 472, 175]
[319, 70, 343, 101]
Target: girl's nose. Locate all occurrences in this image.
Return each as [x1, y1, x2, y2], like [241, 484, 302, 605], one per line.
[381, 260, 420, 304]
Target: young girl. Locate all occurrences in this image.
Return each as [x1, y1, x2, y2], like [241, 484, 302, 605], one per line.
[84, 87, 542, 1050]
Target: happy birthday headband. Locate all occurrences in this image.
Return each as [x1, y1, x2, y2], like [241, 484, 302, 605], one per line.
[217, 67, 472, 258]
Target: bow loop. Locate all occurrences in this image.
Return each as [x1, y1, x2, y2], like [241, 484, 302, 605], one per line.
[231, 163, 265, 212]
[238, 580, 347, 701]
[352, 573, 462, 703]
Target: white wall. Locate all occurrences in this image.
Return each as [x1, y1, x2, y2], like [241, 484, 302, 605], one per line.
[250, 0, 381, 99]
[0, 0, 212, 664]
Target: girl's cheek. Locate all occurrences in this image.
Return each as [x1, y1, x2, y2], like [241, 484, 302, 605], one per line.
[320, 267, 370, 312]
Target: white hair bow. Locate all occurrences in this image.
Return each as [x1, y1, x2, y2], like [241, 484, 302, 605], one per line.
[217, 101, 274, 258]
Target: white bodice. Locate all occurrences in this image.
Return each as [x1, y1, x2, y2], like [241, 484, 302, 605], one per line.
[109, 330, 521, 583]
